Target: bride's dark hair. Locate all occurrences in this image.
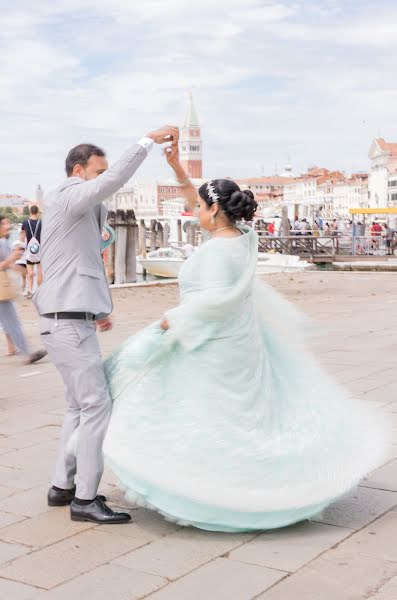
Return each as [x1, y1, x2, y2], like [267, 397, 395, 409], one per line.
[199, 179, 258, 222]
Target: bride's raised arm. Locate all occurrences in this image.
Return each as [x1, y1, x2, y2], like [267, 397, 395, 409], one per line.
[164, 143, 198, 213]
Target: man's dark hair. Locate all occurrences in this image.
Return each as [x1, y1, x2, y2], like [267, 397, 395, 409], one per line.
[30, 205, 39, 216]
[65, 144, 106, 176]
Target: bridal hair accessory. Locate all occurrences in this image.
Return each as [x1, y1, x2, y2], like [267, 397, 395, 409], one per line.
[206, 182, 219, 204]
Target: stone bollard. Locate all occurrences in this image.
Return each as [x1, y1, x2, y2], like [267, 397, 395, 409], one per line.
[150, 220, 157, 251]
[177, 219, 182, 243]
[126, 209, 138, 283]
[281, 205, 290, 237]
[157, 222, 164, 248]
[186, 222, 196, 246]
[163, 223, 170, 247]
[139, 219, 147, 258]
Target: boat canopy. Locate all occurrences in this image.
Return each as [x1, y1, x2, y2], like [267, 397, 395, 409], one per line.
[349, 208, 397, 215]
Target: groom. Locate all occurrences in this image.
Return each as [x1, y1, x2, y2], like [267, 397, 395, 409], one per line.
[34, 125, 179, 524]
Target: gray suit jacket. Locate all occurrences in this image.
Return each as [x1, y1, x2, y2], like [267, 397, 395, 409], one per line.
[34, 143, 147, 319]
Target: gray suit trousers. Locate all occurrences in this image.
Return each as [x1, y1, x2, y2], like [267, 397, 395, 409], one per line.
[40, 317, 111, 499]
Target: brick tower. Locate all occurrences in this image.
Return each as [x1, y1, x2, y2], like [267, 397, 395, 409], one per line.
[179, 92, 202, 178]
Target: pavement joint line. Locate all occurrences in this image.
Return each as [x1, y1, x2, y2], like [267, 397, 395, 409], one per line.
[0, 575, 45, 592]
[5, 526, 173, 593]
[247, 504, 397, 599]
[136, 531, 267, 599]
[365, 570, 397, 598]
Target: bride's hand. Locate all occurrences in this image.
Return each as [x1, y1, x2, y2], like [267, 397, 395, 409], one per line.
[160, 319, 169, 331]
[164, 142, 180, 169]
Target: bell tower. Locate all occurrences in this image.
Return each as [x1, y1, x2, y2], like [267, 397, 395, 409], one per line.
[179, 92, 202, 179]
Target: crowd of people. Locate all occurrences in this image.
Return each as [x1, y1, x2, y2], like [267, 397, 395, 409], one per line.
[262, 216, 396, 253]
[0, 211, 46, 364]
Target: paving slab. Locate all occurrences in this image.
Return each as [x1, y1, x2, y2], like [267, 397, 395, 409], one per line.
[0, 442, 57, 470]
[147, 557, 286, 600]
[113, 528, 254, 580]
[97, 507, 180, 541]
[0, 539, 31, 565]
[1, 274, 397, 598]
[371, 574, 397, 600]
[0, 511, 26, 529]
[0, 486, 51, 518]
[0, 426, 60, 453]
[360, 459, 397, 492]
[0, 508, 94, 548]
[312, 486, 397, 529]
[0, 577, 42, 599]
[255, 556, 397, 600]
[323, 506, 397, 563]
[40, 564, 166, 600]
[228, 521, 353, 572]
[0, 529, 152, 589]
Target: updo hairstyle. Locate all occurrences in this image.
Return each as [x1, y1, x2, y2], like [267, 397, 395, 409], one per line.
[198, 179, 258, 222]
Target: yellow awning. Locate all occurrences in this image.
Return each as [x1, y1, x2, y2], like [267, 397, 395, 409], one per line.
[349, 208, 397, 215]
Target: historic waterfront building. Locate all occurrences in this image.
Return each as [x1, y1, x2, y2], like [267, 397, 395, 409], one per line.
[368, 138, 397, 208]
[282, 168, 369, 221]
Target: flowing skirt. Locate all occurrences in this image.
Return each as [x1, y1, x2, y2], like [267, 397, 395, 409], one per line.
[103, 308, 388, 532]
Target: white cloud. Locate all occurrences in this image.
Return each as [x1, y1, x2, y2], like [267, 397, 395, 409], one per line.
[1, 0, 397, 195]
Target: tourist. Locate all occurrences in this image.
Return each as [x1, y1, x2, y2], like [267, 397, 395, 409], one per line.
[330, 219, 339, 236]
[371, 220, 382, 252]
[293, 216, 300, 235]
[0, 216, 47, 363]
[300, 218, 311, 235]
[21, 205, 42, 299]
[102, 143, 388, 532]
[267, 221, 275, 237]
[383, 223, 395, 255]
[312, 221, 320, 237]
[323, 222, 331, 236]
[34, 125, 179, 524]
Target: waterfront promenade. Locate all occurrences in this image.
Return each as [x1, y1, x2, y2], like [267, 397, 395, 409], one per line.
[1, 271, 397, 599]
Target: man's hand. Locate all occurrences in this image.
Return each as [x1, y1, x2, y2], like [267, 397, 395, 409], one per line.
[147, 125, 179, 145]
[96, 317, 113, 332]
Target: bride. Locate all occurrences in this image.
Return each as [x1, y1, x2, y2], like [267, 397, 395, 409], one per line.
[103, 144, 388, 532]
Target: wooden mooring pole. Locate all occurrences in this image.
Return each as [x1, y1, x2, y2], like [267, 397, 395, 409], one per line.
[125, 210, 138, 283]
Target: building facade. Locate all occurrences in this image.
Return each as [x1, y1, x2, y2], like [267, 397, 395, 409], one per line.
[282, 168, 369, 221]
[368, 138, 397, 208]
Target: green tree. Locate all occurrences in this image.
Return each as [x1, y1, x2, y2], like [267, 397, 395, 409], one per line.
[0, 207, 22, 224]
[23, 205, 30, 217]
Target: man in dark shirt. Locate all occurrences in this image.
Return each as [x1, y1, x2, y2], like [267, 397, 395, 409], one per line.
[21, 205, 42, 298]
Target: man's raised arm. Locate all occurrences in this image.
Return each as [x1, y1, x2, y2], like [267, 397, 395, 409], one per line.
[63, 125, 179, 217]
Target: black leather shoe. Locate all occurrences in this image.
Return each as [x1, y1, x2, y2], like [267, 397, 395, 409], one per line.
[48, 486, 106, 507]
[70, 497, 131, 524]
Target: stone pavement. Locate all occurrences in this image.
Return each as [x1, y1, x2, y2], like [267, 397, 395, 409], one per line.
[1, 271, 397, 599]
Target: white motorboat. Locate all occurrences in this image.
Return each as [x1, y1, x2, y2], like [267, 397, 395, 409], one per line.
[138, 248, 313, 279]
[138, 247, 186, 278]
[256, 253, 314, 273]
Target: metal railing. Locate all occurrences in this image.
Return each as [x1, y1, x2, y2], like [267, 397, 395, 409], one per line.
[257, 234, 339, 258]
[256, 233, 395, 258]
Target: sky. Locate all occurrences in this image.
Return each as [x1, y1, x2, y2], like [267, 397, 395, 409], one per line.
[1, 0, 397, 198]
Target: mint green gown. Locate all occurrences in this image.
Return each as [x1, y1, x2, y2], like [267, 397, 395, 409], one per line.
[103, 226, 388, 532]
